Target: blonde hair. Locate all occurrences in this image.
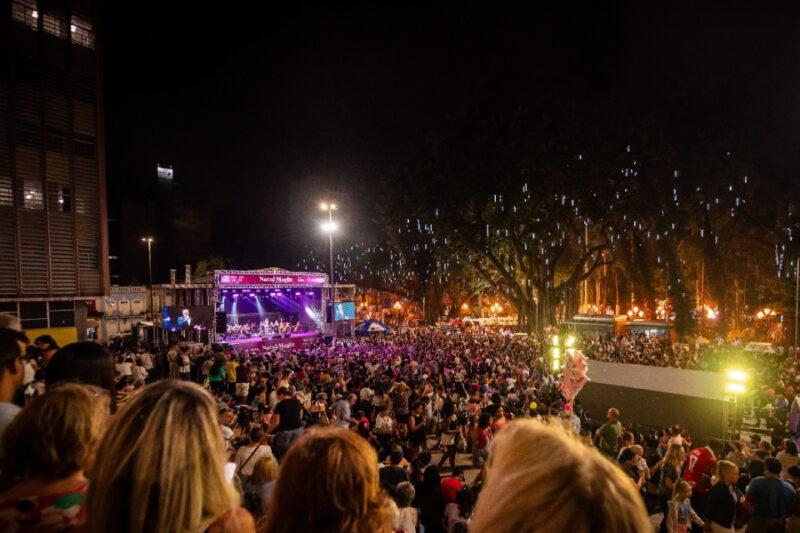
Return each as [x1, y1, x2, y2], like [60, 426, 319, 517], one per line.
[249, 455, 278, 485]
[87, 380, 240, 533]
[716, 460, 738, 481]
[262, 427, 393, 533]
[1, 383, 109, 484]
[662, 442, 685, 469]
[470, 419, 651, 533]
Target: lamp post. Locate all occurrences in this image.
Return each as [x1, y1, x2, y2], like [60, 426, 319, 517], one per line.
[320, 202, 338, 344]
[140, 237, 155, 325]
[393, 301, 402, 326]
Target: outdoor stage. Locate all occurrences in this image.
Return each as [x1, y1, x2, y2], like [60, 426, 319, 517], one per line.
[221, 331, 320, 350]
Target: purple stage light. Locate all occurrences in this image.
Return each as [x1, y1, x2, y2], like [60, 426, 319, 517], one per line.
[249, 293, 255, 297]
[295, 292, 301, 295]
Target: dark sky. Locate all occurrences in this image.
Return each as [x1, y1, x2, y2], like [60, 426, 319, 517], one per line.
[102, 2, 800, 276]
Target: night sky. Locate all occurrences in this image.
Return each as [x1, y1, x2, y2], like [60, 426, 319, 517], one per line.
[102, 3, 800, 278]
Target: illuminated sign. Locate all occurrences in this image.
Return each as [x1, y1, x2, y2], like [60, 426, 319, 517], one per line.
[217, 272, 326, 288]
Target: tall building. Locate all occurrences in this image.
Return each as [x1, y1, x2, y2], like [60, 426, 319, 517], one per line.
[109, 163, 212, 287]
[0, 0, 108, 344]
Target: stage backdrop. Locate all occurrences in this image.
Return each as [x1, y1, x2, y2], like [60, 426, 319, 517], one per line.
[579, 360, 729, 443]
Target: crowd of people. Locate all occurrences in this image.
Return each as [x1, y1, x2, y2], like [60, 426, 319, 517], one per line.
[3, 316, 800, 531]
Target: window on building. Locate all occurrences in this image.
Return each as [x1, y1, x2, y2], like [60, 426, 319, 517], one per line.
[0, 177, 13, 207]
[69, 16, 95, 49]
[73, 139, 95, 158]
[78, 246, 98, 270]
[48, 183, 71, 212]
[12, 1, 39, 31]
[74, 197, 86, 214]
[20, 301, 47, 329]
[48, 301, 75, 327]
[57, 187, 71, 212]
[23, 180, 43, 210]
[42, 13, 66, 38]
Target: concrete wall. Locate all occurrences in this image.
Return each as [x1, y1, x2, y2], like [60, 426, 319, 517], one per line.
[579, 360, 729, 442]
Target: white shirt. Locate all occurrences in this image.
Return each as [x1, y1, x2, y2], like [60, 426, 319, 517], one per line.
[115, 362, 133, 376]
[131, 366, 148, 382]
[220, 425, 234, 450]
[234, 443, 273, 477]
[397, 507, 418, 533]
[139, 353, 154, 370]
[22, 361, 35, 385]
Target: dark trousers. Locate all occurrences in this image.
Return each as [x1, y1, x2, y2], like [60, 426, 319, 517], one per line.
[690, 491, 710, 533]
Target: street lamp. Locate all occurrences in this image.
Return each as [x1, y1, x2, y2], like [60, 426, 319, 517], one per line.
[320, 202, 338, 343]
[393, 301, 402, 325]
[140, 236, 154, 318]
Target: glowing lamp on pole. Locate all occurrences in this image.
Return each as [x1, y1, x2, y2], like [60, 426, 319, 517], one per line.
[319, 201, 339, 344]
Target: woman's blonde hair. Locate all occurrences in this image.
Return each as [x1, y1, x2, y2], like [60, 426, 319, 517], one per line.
[262, 427, 393, 533]
[716, 459, 738, 480]
[249, 455, 278, 485]
[86, 380, 239, 533]
[470, 419, 651, 533]
[1, 383, 109, 485]
[662, 442, 685, 468]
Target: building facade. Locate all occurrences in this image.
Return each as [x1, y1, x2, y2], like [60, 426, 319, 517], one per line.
[0, 0, 108, 343]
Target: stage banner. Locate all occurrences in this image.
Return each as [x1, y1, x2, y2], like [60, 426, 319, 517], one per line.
[217, 271, 327, 288]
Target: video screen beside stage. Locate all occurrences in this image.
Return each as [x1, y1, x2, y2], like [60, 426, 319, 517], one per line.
[162, 306, 214, 331]
[333, 301, 356, 320]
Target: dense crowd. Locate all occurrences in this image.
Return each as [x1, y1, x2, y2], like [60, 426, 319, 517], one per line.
[2, 315, 800, 531]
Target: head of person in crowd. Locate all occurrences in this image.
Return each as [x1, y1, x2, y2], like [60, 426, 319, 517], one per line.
[249, 455, 279, 486]
[618, 447, 637, 467]
[784, 439, 798, 456]
[716, 460, 739, 486]
[707, 438, 724, 457]
[0, 313, 21, 332]
[663, 442, 686, 468]
[34, 335, 59, 362]
[263, 427, 393, 533]
[45, 342, 115, 399]
[87, 381, 252, 533]
[0, 383, 109, 491]
[672, 479, 692, 500]
[607, 407, 620, 422]
[470, 419, 651, 533]
[395, 481, 416, 508]
[0, 329, 25, 404]
[765, 457, 783, 477]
